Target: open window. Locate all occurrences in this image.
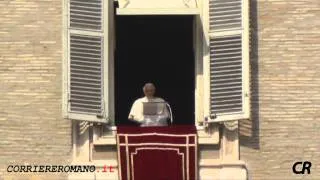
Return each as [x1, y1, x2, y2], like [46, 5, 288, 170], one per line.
[63, 0, 249, 126]
[203, 0, 250, 123]
[64, 0, 115, 123]
[114, 15, 195, 126]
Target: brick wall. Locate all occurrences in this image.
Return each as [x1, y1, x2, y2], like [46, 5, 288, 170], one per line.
[1, 0, 320, 179]
[0, 0, 72, 179]
[240, 0, 320, 179]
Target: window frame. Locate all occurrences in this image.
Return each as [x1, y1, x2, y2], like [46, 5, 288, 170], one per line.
[61, 0, 221, 146]
[63, 0, 249, 125]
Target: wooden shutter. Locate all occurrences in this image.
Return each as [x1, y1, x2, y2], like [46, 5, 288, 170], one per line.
[207, 0, 249, 122]
[66, 0, 114, 123]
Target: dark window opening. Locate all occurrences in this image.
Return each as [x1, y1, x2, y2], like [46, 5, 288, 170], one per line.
[115, 15, 195, 125]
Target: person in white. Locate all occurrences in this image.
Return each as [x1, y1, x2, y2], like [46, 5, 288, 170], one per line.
[128, 83, 170, 126]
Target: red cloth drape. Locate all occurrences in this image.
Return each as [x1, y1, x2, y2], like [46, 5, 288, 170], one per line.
[117, 125, 198, 180]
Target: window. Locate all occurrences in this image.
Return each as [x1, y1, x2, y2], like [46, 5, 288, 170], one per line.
[62, 0, 250, 125]
[63, 0, 115, 123]
[203, 0, 250, 122]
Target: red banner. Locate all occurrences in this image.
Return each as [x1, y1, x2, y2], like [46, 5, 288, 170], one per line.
[117, 126, 198, 180]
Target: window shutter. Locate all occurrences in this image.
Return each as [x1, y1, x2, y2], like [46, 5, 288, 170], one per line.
[207, 0, 249, 122]
[66, 0, 114, 123]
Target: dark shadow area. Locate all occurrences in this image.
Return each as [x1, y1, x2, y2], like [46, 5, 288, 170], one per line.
[115, 15, 195, 126]
[239, 0, 260, 150]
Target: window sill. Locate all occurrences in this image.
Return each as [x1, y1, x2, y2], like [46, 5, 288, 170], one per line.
[94, 137, 117, 145]
[199, 159, 247, 168]
[95, 125, 220, 145]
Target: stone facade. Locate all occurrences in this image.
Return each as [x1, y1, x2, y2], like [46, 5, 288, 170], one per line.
[1, 0, 320, 179]
[239, 0, 320, 179]
[0, 0, 72, 179]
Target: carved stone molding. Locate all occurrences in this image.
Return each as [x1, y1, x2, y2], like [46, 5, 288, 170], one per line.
[118, 0, 198, 9]
[223, 120, 238, 131]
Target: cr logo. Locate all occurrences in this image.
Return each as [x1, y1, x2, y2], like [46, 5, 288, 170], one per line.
[292, 161, 312, 174]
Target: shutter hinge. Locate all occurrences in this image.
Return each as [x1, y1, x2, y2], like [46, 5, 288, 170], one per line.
[96, 114, 103, 118]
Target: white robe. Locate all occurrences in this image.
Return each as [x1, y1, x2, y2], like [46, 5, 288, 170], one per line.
[128, 97, 170, 126]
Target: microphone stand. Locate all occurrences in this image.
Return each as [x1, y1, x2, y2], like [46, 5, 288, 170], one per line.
[165, 102, 173, 125]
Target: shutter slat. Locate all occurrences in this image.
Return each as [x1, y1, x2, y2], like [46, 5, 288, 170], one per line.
[71, 47, 101, 53]
[71, 102, 102, 108]
[71, 51, 101, 57]
[70, 13, 101, 19]
[71, 43, 101, 48]
[210, 72, 241, 78]
[70, 0, 101, 6]
[70, 37, 102, 44]
[211, 70, 241, 75]
[71, 89, 101, 95]
[211, 79, 242, 84]
[211, 17, 241, 23]
[211, 94, 242, 100]
[212, 81, 241, 87]
[71, 94, 101, 99]
[211, 64, 241, 70]
[71, 60, 101, 65]
[71, 77, 101, 83]
[71, 55, 100, 61]
[211, 85, 242, 91]
[210, 91, 242, 96]
[70, 34, 103, 115]
[71, 98, 101, 104]
[211, 61, 241, 66]
[211, 108, 242, 114]
[71, 86, 101, 92]
[71, 85, 101, 91]
[71, 72, 101, 78]
[70, 69, 101, 75]
[210, 56, 241, 61]
[71, 9, 101, 16]
[210, 41, 241, 47]
[70, 17, 101, 23]
[71, 63, 101, 68]
[210, 9, 241, 15]
[211, 1, 240, 6]
[71, 70, 101, 75]
[70, 5, 101, 10]
[211, 13, 241, 19]
[210, 47, 241, 53]
[71, 107, 101, 114]
[211, 102, 242, 108]
[210, 5, 241, 11]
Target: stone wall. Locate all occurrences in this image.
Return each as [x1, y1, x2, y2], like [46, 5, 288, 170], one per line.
[240, 0, 320, 179]
[1, 0, 320, 179]
[0, 0, 72, 179]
